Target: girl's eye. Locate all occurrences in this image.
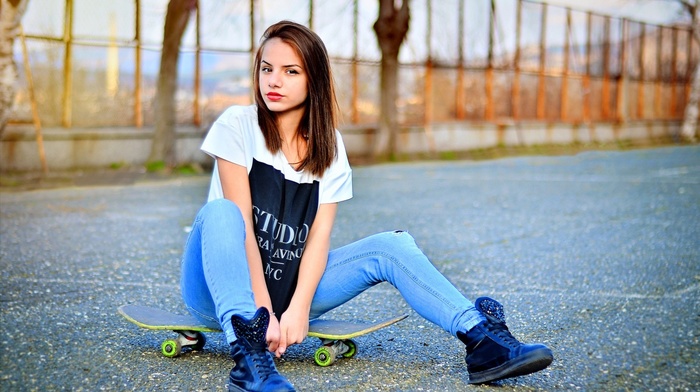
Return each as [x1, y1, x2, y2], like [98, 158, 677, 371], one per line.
[261, 67, 271, 73]
[286, 69, 299, 75]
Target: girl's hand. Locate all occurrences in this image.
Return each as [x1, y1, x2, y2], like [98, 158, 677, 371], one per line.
[275, 305, 309, 357]
[266, 312, 281, 353]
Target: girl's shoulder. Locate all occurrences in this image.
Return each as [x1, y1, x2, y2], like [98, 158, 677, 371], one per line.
[217, 104, 258, 126]
[203, 105, 262, 156]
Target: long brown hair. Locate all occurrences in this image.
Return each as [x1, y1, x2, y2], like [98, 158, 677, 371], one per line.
[253, 21, 339, 176]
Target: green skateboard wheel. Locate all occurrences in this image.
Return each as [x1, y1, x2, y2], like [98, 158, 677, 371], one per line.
[161, 339, 181, 358]
[314, 346, 335, 366]
[341, 339, 357, 358]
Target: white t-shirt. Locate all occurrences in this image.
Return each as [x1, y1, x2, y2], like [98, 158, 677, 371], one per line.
[200, 105, 353, 315]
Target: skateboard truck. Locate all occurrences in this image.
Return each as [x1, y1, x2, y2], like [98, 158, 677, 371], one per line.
[161, 330, 207, 358]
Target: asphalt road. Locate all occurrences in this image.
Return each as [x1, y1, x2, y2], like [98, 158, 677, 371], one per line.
[1, 145, 698, 391]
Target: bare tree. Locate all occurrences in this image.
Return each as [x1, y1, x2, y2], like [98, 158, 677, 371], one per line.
[676, 0, 700, 142]
[148, 0, 197, 168]
[373, 0, 410, 159]
[0, 0, 29, 136]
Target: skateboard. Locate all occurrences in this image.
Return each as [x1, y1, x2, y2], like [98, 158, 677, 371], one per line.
[118, 304, 407, 366]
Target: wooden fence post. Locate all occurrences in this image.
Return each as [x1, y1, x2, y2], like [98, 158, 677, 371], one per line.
[685, 27, 693, 106]
[584, 11, 592, 123]
[62, 0, 74, 127]
[536, 2, 547, 120]
[193, 2, 201, 126]
[561, 8, 571, 122]
[20, 25, 48, 174]
[249, 0, 255, 103]
[456, 0, 465, 120]
[352, 0, 359, 124]
[616, 18, 627, 123]
[134, 0, 143, 127]
[670, 27, 678, 117]
[309, 0, 314, 30]
[602, 16, 611, 120]
[654, 26, 663, 118]
[512, 0, 522, 121]
[637, 22, 645, 119]
[424, 0, 435, 152]
[485, 0, 495, 121]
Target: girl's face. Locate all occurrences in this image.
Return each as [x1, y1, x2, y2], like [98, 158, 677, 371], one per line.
[259, 38, 308, 116]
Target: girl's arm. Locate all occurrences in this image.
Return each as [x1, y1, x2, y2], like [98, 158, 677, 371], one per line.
[216, 158, 280, 345]
[275, 202, 337, 357]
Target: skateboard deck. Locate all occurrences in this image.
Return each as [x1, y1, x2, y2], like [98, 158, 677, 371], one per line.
[118, 304, 407, 366]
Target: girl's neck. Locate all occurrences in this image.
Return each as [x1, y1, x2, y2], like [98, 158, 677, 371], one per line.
[276, 108, 307, 169]
[276, 107, 305, 142]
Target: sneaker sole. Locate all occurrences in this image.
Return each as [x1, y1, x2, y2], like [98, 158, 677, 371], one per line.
[468, 348, 554, 384]
[227, 383, 295, 392]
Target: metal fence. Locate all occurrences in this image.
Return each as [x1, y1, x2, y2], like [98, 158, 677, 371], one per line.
[11, 0, 698, 130]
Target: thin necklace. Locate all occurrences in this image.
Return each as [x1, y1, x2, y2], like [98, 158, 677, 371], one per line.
[284, 134, 306, 167]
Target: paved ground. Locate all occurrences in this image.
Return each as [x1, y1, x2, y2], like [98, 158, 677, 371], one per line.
[1, 145, 698, 391]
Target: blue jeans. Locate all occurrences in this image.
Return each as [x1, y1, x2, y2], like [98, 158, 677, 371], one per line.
[181, 199, 485, 344]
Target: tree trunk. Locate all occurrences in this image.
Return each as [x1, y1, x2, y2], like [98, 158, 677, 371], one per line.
[377, 54, 399, 157]
[0, 0, 30, 136]
[680, 6, 700, 142]
[373, 0, 409, 159]
[148, 0, 196, 167]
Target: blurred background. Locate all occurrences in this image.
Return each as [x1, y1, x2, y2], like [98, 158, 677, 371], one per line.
[2, 0, 698, 171]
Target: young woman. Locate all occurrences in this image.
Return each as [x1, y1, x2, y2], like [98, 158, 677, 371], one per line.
[181, 21, 553, 392]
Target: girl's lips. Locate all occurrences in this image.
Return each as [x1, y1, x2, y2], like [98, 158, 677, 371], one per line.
[266, 92, 283, 101]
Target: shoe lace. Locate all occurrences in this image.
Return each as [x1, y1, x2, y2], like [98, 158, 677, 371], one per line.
[485, 321, 520, 349]
[248, 346, 277, 381]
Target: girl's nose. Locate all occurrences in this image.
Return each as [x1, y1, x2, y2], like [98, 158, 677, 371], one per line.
[268, 72, 281, 88]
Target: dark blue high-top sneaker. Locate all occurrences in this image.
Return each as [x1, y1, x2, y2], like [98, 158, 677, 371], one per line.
[457, 297, 553, 384]
[228, 308, 295, 392]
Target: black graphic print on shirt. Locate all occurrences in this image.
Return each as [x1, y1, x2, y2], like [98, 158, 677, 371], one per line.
[249, 159, 319, 316]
